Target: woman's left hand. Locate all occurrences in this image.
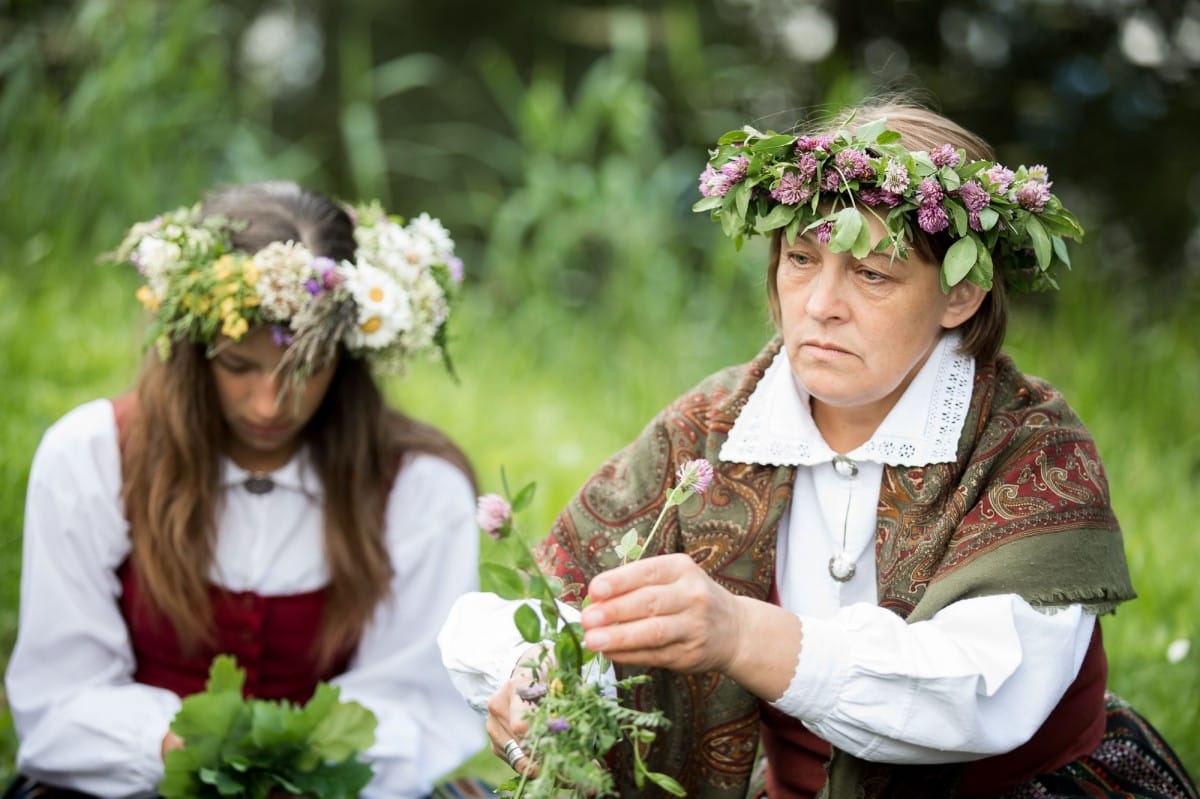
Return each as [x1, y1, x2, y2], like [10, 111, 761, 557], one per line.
[579, 553, 745, 674]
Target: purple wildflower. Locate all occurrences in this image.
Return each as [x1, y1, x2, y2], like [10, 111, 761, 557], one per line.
[984, 165, 1016, 194]
[815, 220, 834, 244]
[821, 168, 843, 192]
[917, 177, 944, 205]
[795, 153, 819, 182]
[956, 180, 990, 213]
[475, 494, 512, 540]
[446, 255, 464, 284]
[834, 148, 874, 181]
[930, 144, 962, 168]
[859, 188, 903, 208]
[917, 204, 950, 234]
[881, 160, 910, 194]
[1027, 164, 1050, 182]
[770, 172, 813, 206]
[795, 135, 833, 153]
[698, 165, 732, 198]
[304, 277, 323, 296]
[516, 682, 548, 703]
[546, 717, 571, 734]
[676, 458, 714, 495]
[720, 155, 750, 183]
[1015, 181, 1051, 213]
[313, 257, 344, 291]
[270, 325, 294, 348]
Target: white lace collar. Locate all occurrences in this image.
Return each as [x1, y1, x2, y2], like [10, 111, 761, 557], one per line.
[719, 332, 975, 467]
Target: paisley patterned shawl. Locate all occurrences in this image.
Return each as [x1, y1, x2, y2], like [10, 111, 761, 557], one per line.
[537, 336, 1135, 799]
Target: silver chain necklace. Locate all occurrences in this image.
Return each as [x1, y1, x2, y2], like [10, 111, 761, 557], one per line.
[827, 455, 859, 582]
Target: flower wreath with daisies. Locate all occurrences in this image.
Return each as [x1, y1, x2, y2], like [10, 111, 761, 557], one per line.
[693, 115, 1085, 294]
[106, 199, 463, 394]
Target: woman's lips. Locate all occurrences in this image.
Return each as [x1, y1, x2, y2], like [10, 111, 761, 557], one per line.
[801, 339, 852, 360]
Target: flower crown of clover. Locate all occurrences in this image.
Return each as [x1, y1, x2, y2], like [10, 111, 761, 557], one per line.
[693, 115, 1085, 294]
[107, 199, 463, 393]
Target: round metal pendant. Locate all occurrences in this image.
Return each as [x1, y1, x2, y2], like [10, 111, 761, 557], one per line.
[244, 474, 275, 495]
[828, 552, 857, 582]
[832, 455, 859, 479]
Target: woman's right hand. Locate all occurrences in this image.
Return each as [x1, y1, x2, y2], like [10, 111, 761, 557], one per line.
[485, 645, 546, 776]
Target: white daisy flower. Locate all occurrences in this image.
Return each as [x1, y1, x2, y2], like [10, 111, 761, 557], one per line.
[343, 262, 412, 350]
[408, 212, 455, 260]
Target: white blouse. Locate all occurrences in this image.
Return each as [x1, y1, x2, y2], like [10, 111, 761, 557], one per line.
[6, 398, 485, 799]
[440, 333, 1095, 763]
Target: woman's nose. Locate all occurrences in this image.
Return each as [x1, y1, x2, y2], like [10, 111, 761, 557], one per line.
[251, 374, 286, 417]
[805, 266, 848, 320]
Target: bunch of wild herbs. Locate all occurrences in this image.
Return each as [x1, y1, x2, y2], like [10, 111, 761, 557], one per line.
[475, 460, 714, 799]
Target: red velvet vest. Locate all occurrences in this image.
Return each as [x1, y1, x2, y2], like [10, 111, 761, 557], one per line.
[112, 393, 351, 703]
[759, 597, 1108, 798]
[117, 562, 349, 703]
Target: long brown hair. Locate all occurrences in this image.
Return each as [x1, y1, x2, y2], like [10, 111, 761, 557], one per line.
[121, 181, 474, 665]
[765, 100, 1010, 363]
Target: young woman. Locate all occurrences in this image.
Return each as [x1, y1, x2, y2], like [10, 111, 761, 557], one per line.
[440, 104, 1199, 798]
[6, 181, 484, 798]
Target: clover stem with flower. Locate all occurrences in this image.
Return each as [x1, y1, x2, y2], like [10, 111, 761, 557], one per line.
[475, 459, 714, 799]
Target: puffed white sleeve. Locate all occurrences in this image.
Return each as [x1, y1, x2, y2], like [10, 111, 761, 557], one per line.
[772, 594, 1096, 762]
[5, 399, 182, 799]
[438, 593, 588, 713]
[330, 453, 486, 799]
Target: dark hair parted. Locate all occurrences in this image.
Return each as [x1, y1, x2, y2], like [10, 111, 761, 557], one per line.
[764, 101, 1009, 364]
[120, 181, 475, 667]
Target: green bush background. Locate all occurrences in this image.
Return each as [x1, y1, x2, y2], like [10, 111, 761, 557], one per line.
[1, 0, 1197, 786]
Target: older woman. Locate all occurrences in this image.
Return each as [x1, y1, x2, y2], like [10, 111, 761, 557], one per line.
[440, 103, 1198, 799]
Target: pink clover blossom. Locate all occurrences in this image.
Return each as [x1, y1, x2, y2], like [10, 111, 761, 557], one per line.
[476, 494, 512, 539]
[930, 144, 962, 168]
[770, 173, 813, 206]
[881, 160, 910, 194]
[676, 458, 714, 495]
[815, 220, 834, 244]
[918, 204, 949, 234]
[1016, 181, 1051, 213]
[984, 165, 1016, 194]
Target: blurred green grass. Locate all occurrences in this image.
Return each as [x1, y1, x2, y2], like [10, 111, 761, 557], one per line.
[1, 251, 1198, 786]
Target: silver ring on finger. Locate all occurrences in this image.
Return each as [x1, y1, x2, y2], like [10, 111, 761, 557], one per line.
[502, 738, 526, 769]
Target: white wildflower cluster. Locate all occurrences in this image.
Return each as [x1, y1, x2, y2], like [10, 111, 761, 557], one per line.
[347, 204, 458, 371]
[123, 209, 227, 306]
[253, 241, 319, 322]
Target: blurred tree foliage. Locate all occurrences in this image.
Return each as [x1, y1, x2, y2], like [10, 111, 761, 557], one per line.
[3, 0, 1197, 314]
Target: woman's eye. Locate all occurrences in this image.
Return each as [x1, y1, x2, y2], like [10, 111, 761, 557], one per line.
[216, 359, 254, 374]
[858, 267, 885, 282]
[786, 251, 813, 266]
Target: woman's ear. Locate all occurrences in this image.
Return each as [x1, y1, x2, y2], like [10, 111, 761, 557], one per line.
[941, 279, 988, 329]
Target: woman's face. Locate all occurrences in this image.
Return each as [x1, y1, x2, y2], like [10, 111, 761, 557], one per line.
[775, 218, 983, 446]
[209, 326, 337, 472]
